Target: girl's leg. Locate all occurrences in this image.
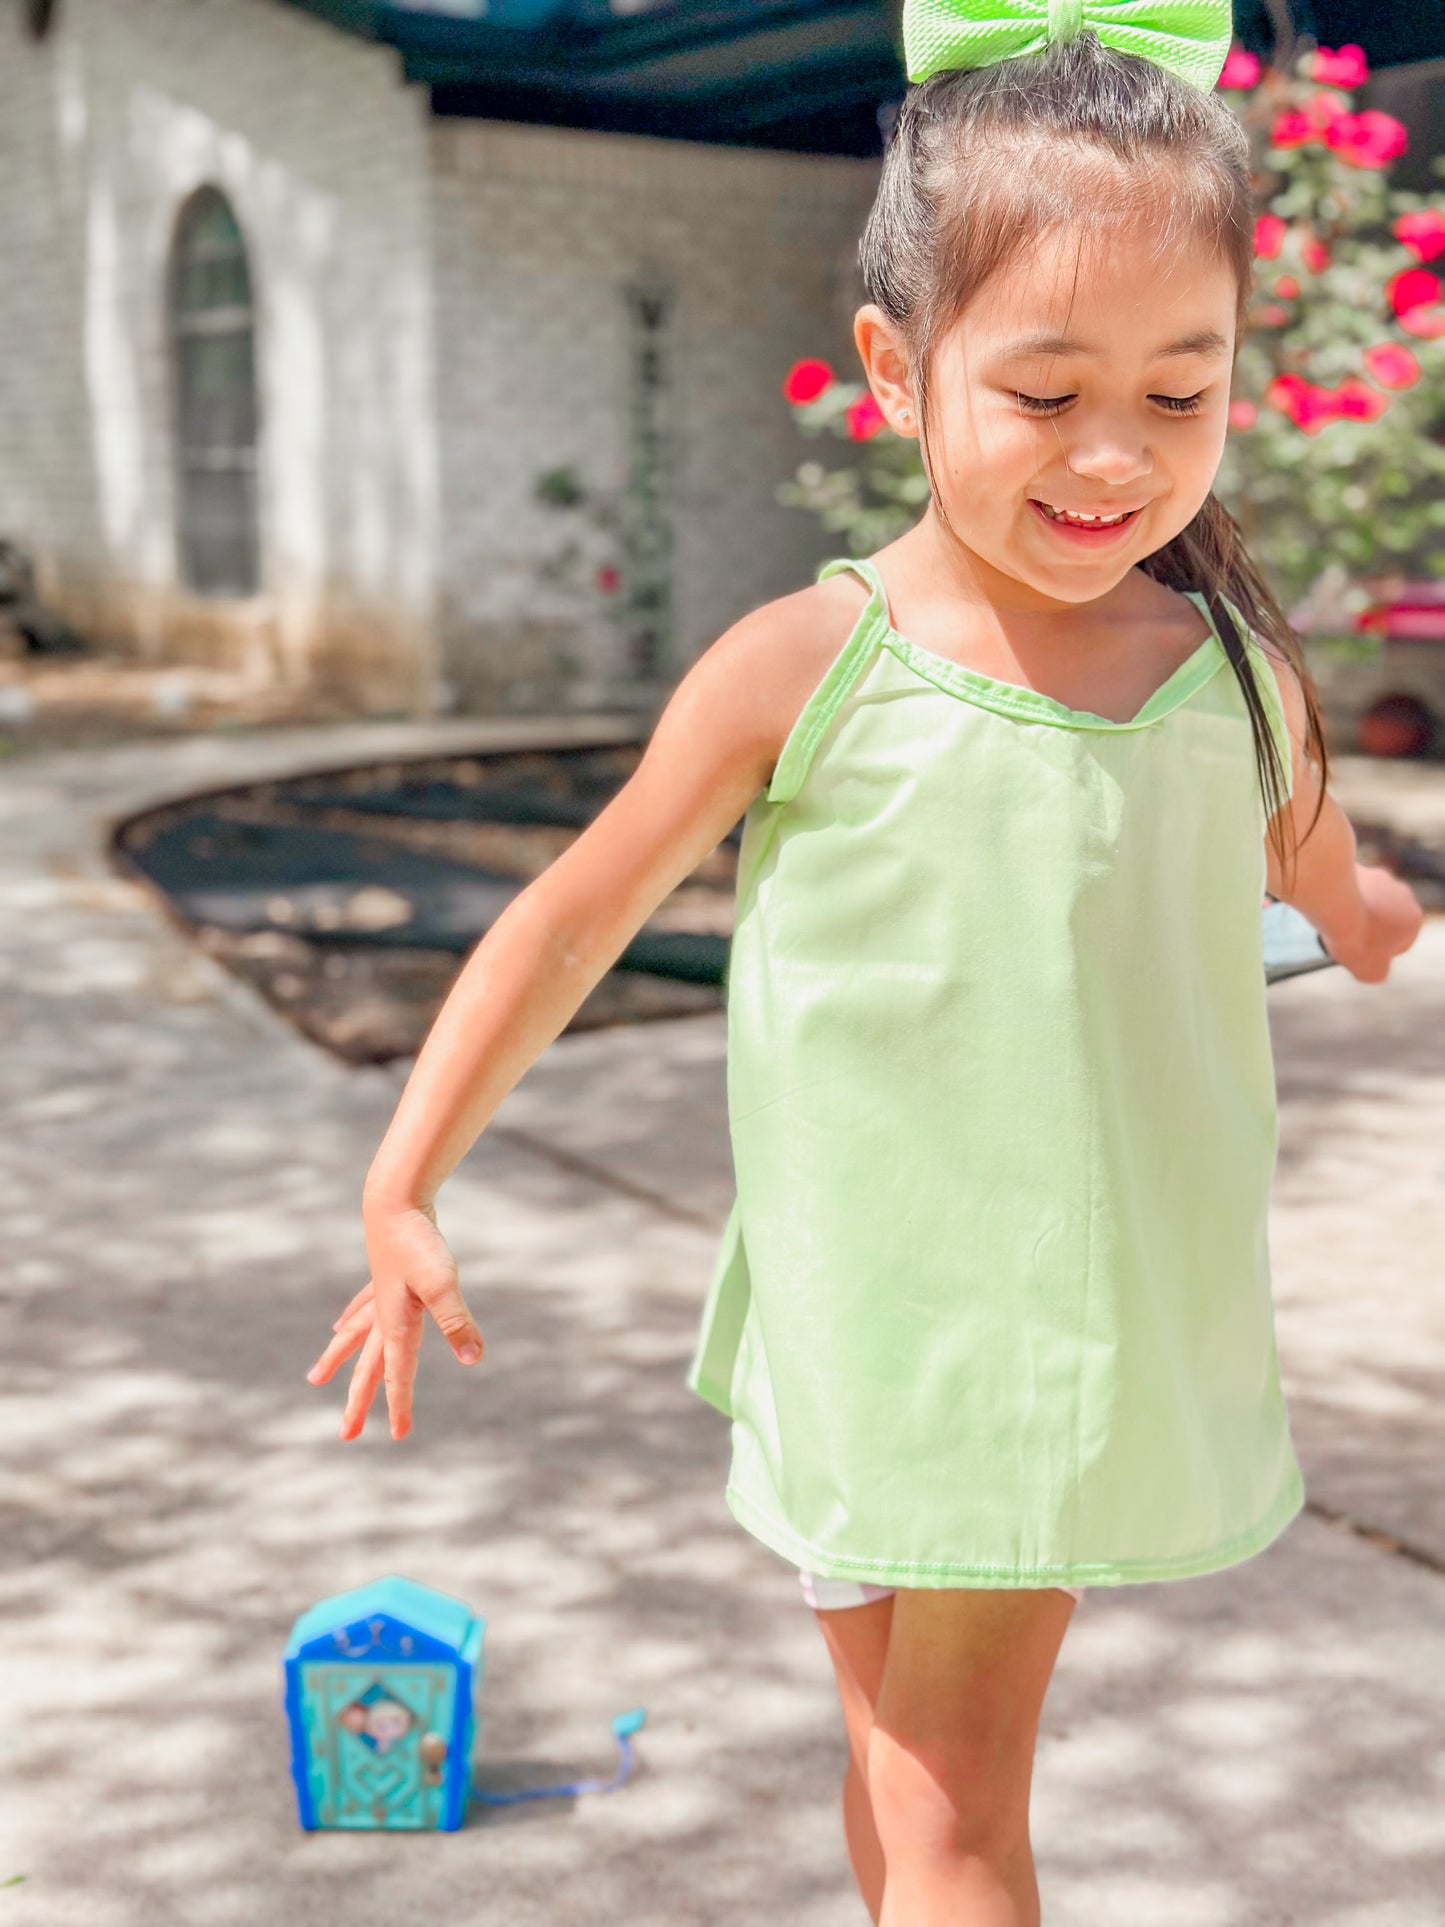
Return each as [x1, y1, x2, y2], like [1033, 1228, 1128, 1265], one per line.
[866, 1586, 1076, 1927]
[811, 1590, 895, 1923]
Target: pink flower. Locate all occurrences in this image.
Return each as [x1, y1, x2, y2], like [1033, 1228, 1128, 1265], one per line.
[1265, 373, 1338, 433]
[1274, 275, 1300, 299]
[783, 358, 834, 405]
[1393, 210, 1445, 265]
[1253, 214, 1288, 260]
[1265, 372, 1308, 404]
[1399, 305, 1445, 340]
[1270, 110, 1316, 150]
[1293, 392, 1340, 434]
[1387, 267, 1443, 316]
[1301, 236, 1331, 274]
[1362, 343, 1421, 390]
[1218, 45, 1261, 90]
[1310, 43, 1369, 89]
[1303, 90, 1352, 132]
[1256, 302, 1291, 327]
[1324, 110, 1409, 170]
[594, 564, 621, 594]
[1227, 398, 1258, 429]
[845, 393, 887, 441]
[1330, 376, 1390, 422]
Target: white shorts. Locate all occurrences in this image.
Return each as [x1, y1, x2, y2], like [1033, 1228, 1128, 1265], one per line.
[799, 1569, 1086, 1610]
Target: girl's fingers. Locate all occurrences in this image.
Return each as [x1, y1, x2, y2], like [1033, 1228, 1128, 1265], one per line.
[382, 1331, 421, 1442]
[410, 1265, 484, 1366]
[338, 1322, 386, 1440]
[315, 1228, 480, 1434]
[374, 1286, 425, 1441]
[307, 1315, 372, 1385]
[331, 1281, 375, 1331]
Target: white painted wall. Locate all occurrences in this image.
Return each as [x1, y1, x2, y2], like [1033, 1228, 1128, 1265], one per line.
[430, 116, 878, 707]
[0, 0, 879, 713]
[0, 0, 441, 704]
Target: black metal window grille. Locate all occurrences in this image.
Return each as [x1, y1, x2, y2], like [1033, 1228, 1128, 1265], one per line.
[620, 276, 676, 678]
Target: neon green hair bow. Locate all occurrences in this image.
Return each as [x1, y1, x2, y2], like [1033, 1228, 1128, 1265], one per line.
[903, 0, 1235, 92]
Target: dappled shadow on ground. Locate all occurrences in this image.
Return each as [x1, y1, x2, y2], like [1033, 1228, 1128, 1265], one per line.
[1269, 936, 1445, 1186]
[6, 1164, 1445, 1925]
[5, 727, 1445, 1921]
[1267, 924, 1445, 1576]
[0, 1132, 858, 1924]
[5, 981, 1445, 1923]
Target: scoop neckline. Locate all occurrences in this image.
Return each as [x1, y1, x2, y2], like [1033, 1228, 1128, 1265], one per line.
[843, 561, 1228, 732]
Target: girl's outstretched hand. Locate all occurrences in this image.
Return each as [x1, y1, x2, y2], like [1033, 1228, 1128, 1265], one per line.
[306, 1201, 484, 1441]
[1328, 862, 1426, 984]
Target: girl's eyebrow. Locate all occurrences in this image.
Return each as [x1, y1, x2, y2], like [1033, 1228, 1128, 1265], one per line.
[996, 328, 1231, 361]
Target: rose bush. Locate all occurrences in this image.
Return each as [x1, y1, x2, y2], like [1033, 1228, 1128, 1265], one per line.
[778, 38, 1445, 628]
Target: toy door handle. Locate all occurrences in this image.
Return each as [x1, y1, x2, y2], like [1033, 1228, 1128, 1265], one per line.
[419, 1732, 448, 1784]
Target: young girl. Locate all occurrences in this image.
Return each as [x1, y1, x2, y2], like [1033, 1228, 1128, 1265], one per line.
[307, 3, 1426, 1919]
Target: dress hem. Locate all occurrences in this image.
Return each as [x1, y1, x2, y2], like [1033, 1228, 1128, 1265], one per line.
[721, 1463, 1307, 1588]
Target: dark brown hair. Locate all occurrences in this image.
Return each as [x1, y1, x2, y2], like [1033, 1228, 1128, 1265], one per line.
[859, 28, 1328, 887]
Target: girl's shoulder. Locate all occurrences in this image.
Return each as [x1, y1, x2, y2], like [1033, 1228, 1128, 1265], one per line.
[720, 573, 878, 788]
[1133, 576, 1294, 689]
[533, 579, 870, 946]
[626, 573, 873, 814]
[1147, 577, 1285, 670]
[1114, 572, 1219, 649]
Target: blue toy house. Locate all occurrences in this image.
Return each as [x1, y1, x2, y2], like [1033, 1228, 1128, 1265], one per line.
[283, 1576, 485, 1830]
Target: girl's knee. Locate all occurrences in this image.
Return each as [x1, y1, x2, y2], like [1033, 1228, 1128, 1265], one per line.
[865, 1718, 1031, 1865]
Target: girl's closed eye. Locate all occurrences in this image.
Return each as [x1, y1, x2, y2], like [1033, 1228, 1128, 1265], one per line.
[1014, 390, 1207, 417]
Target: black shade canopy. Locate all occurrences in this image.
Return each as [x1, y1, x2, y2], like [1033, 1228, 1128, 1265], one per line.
[282, 1, 1441, 155]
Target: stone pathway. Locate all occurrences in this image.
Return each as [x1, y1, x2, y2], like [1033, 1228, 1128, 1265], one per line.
[1, 722, 1442, 1926]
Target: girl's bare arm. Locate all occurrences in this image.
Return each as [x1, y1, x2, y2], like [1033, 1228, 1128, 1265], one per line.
[311, 583, 848, 1440]
[361, 586, 835, 1213]
[1262, 651, 1425, 980]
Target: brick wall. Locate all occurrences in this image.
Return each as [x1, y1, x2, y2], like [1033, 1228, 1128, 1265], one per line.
[430, 117, 879, 711]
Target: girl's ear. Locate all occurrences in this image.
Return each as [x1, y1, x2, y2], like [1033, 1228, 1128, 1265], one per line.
[853, 305, 918, 437]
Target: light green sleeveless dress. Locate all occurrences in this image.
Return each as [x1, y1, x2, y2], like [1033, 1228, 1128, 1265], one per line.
[686, 555, 1306, 1589]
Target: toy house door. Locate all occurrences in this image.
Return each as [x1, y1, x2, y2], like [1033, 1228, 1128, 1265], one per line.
[298, 1662, 457, 1828]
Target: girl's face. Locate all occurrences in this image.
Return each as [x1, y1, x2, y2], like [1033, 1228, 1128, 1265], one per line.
[856, 220, 1240, 610]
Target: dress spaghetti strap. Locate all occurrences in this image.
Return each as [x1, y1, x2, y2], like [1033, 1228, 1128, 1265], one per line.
[766, 560, 889, 805]
[817, 554, 888, 609]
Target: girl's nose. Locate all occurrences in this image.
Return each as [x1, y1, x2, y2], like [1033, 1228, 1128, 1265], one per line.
[1064, 438, 1154, 487]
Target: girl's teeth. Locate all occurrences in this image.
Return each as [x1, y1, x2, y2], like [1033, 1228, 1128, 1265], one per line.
[1040, 503, 1130, 527]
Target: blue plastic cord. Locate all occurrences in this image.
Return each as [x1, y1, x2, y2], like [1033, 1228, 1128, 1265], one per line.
[469, 1709, 647, 1806]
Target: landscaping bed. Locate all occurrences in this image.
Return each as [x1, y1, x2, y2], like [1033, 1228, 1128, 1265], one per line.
[107, 740, 1445, 1069]
[112, 744, 737, 1065]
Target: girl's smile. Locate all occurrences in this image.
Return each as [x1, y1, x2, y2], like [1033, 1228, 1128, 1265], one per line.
[1028, 497, 1146, 540]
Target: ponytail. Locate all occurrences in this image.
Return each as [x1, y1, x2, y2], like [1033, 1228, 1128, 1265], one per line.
[1139, 492, 1329, 897]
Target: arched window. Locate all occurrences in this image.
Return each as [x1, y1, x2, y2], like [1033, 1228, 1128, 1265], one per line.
[170, 188, 259, 595]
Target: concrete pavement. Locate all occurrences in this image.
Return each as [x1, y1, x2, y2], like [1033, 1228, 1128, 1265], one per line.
[1, 719, 1442, 1926]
